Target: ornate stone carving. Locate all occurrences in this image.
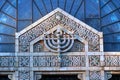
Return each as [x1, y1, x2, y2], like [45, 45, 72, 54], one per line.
[18, 11, 100, 52]
[106, 72, 112, 80]
[19, 70, 30, 80]
[33, 55, 85, 67]
[77, 74, 83, 80]
[89, 71, 101, 80]
[0, 57, 15, 67]
[105, 56, 119, 67]
[18, 56, 30, 67]
[8, 75, 13, 80]
[44, 27, 74, 53]
[36, 74, 42, 80]
[89, 55, 100, 67]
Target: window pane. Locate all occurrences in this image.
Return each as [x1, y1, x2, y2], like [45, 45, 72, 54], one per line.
[43, 0, 52, 13]
[112, 0, 120, 8]
[33, 3, 42, 22]
[18, 21, 32, 31]
[0, 13, 16, 27]
[0, 24, 15, 35]
[0, 44, 15, 52]
[100, 0, 109, 7]
[101, 2, 116, 16]
[59, 0, 65, 9]
[18, 0, 32, 19]
[51, 0, 58, 9]
[65, 0, 74, 13]
[8, 0, 16, 7]
[2, 2, 16, 18]
[0, 35, 15, 43]
[86, 0, 99, 18]
[0, 0, 6, 8]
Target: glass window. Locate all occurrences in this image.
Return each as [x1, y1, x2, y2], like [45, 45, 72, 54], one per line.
[8, 0, 16, 7]
[0, 24, 15, 35]
[102, 23, 120, 34]
[70, 0, 82, 16]
[33, 3, 42, 22]
[0, 0, 6, 8]
[0, 35, 15, 43]
[43, 0, 52, 13]
[59, 0, 65, 9]
[101, 11, 120, 26]
[86, 0, 99, 18]
[18, 0, 32, 19]
[65, 0, 74, 12]
[0, 13, 16, 27]
[1, 2, 16, 18]
[112, 0, 120, 8]
[18, 21, 32, 31]
[101, 2, 116, 17]
[51, 0, 58, 9]
[0, 44, 15, 52]
[100, 0, 109, 7]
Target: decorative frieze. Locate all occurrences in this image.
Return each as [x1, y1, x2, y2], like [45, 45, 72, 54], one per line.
[0, 57, 15, 67]
[33, 55, 85, 67]
[105, 55, 120, 67]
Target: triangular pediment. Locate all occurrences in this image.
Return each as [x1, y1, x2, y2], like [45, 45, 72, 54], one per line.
[16, 8, 103, 52]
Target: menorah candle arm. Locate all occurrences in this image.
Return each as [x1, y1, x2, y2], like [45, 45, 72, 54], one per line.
[62, 38, 74, 52]
[51, 38, 57, 45]
[60, 38, 70, 49]
[47, 38, 58, 49]
[61, 36, 67, 44]
[44, 38, 57, 52]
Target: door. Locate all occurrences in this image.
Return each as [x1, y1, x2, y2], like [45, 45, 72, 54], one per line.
[40, 75, 79, 80]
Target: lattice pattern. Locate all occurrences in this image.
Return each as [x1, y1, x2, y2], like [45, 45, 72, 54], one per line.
[89, 71, 101, 80]
[33, 55, 85, 67]
[18, 12, 100, 52]
[89, 55, 100, 66]
[18, 56, 30, 67]
[0, 57, 15, 67]
[105, 56, 120, 67]
[19, 70, 30, 80]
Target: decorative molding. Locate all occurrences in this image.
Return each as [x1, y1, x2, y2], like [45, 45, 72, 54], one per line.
[77, 73, 83, 80]
[19, 70, 30, 80]
[36, 74, 42, 80]
[89, 71, 101, 80]
[8, 75, 13, 80]
[33, 55, 85, 67]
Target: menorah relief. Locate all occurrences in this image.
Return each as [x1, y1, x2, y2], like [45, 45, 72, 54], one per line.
[44, 27, 74, 53]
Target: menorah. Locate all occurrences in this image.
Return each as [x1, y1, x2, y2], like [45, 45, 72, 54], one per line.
[44, 27, 74, 53]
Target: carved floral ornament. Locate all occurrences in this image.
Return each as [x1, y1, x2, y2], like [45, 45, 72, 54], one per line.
[17, 8, 102, 52]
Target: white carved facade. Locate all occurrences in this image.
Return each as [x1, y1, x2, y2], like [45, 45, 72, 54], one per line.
[1, 8, 120, 80]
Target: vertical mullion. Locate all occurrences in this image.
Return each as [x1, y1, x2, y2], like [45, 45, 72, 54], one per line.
[16, 0, 18, 32]
[32, 0, 33, 23]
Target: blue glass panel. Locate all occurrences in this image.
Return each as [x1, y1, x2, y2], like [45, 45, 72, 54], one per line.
[0, 0, 6, 8]
[43, 0, 52, 13]
[18, 0, 32, 19]
[65, 0, 74, 12]
[85, 19, 100, 31]
[35, 0, 47, 16]
[0, 44, 15, 52]
[18, 21, 32, 31]
[112, 0, 120, 8]
[86, 0, 99, 18]
[2, 2, 16, 18]
[51, 0, 57, 9]
[101, 11, 120, 26]
[0, 24, 15, 35]
[0, 35, 15, 43]
[33, 3, 42, 22]
[100, 0, 109, 7]
[8, 0, 16, 7]
[102, 23, 120, 34]
[75, 3, 84, 20]
[104, 33, 120, 42]
[101, 2, 116, 17]
[104, 43, 120, 51]
[0, 13, 16, 27]
[59, 0, 65, 9]
[70, 0, 82, 16]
